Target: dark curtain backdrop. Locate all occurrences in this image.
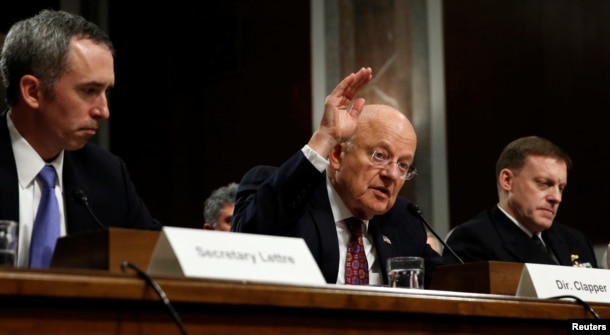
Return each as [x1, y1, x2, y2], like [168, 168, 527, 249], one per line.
[2, 1, 608, 244]
[107, 1, 312, 228]
[444, 0, 610, 244]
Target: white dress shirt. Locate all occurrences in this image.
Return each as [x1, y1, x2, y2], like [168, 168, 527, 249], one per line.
[7, 112, 67, 267]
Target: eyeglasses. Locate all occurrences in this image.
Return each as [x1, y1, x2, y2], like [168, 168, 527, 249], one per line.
[370, 150, 418, 180]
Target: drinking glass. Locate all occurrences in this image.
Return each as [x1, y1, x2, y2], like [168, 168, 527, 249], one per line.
[0, 220, 18, 267]
[386, 256, 424, 289]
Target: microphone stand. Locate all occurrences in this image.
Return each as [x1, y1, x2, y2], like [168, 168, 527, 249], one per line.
[407, 203, 465, 264]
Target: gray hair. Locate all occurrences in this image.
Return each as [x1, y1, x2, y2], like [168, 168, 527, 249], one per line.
[203, 182, 238, 228]
[0, 9, 114, 106]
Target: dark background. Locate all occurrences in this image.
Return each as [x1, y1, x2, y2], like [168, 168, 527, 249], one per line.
[443, 0, 610, 244]
[107, 1, 312, 229]
[2, 1, 608, 244]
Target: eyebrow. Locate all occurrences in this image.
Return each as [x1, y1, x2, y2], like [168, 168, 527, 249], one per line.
[374, 146, 413, 161]
[78, 80, 114, 88]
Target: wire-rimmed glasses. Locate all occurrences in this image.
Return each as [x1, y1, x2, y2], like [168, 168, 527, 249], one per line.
[369, 150, 417, 181]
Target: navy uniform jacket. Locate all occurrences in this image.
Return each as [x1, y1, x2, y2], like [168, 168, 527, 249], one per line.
[443, 205, 598, 267]
[0, 111, 161, 234]
[231, 150, 444, 288]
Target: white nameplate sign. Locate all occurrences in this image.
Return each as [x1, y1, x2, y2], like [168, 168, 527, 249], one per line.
[516, 263, 610, 303]
[147, 227, 326, 286]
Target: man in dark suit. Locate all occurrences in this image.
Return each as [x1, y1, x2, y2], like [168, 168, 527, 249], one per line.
[232, 67, 443, 288]
[443, 136, 597, 268]
[0, 10, 161, 268]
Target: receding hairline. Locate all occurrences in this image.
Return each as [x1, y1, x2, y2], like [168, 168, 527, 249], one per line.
[357, 104, 413, 134]
[359, 104, 407, 121]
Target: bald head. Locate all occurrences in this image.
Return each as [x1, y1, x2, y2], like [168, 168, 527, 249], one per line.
[350, 104, 416, 146]
[328, 104, 417, 219]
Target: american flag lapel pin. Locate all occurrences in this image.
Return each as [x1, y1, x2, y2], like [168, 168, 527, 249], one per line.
[382, 235, 392, 245]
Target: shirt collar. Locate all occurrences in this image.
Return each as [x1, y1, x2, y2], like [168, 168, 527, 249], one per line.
[7, 110, 64, 188]
[497, 203, 538, 239]
[326, 175, 370, 227]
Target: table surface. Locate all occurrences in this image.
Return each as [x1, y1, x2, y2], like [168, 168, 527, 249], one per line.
[0, 266, 606, 335]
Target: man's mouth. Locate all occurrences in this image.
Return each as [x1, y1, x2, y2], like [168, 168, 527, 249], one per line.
[372, 186, 390, 197]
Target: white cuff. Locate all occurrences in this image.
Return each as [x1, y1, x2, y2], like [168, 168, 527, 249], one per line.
[301, 145, 329, 173]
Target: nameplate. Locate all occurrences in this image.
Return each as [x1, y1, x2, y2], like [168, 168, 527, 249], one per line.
[147, 227, 326, 286]
[516, 263, 610, 303]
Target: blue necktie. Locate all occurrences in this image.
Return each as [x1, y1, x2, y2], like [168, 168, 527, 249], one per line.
[30, 165, 60, 268]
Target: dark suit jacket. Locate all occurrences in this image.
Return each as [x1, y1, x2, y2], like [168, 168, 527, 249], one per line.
[443, 205, 598, 267]
[0, 111, 161, 234]
[231, 150, 444, 288]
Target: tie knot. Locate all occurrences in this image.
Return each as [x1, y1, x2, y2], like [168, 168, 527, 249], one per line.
[346, 217, 363, 235]
[38, 165, 57, 189]
[532, 234, 544, 245]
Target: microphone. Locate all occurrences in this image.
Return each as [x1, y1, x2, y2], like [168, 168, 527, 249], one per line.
[407, 203, 464, 264]
[73, 189, 106, 230]
[121, 261, 189, 334]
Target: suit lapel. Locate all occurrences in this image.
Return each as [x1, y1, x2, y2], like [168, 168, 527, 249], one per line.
[0, 111, 20, 221]
[542, 229, 571, 265]
[368, 218, 397, 262]
[308, 179, 341, 281]
[368, 217, 401, 284]
[61, 151, 101, 234]
[61, 153, 79, 233]
[491, 207, 556, 264]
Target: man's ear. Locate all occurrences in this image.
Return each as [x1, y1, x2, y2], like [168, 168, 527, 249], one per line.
[19, 75, 42, 109]
[328, 143, 345, 170]
[498, 168, 513, 192]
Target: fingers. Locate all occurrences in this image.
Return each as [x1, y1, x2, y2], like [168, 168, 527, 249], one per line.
[309, 68, 372, 157]
[344, 67, 373, 100]
[328, 67, 372, 107]
[349, 97, 366, 118]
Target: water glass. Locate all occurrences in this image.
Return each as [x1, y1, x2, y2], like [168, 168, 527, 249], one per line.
[0, 220, 18, 267]
[386, 256, 424, 289]
[606, 243, 609, 269]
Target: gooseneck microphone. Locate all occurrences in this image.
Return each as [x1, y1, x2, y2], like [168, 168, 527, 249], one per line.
[121, 261, 189, 335]
[73, 189, 106, 230]
[407, 203, 464, 264]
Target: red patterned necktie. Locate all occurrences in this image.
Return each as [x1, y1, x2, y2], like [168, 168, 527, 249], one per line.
[345, 217, 369, 285]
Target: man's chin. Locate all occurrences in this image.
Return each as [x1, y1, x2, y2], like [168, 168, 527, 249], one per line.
[66, 139, 89, 151]
[363, 202, 393, 217]
[535, 220, 554, 231]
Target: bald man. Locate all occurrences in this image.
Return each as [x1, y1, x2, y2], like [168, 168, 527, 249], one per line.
[232, 68, 443, 288]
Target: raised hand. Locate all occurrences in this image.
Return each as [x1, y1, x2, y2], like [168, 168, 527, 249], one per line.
[308, 67, 373, 157]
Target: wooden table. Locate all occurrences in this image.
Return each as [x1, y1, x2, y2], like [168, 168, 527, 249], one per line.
[0, 267, 606, 335]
